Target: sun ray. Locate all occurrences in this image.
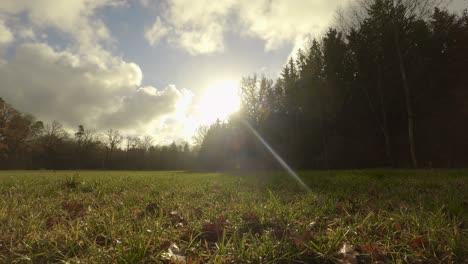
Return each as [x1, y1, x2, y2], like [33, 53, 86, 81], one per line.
[196, 79, 240, 125]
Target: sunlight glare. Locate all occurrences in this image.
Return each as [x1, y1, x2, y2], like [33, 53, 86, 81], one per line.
[197, 79, 240, 125]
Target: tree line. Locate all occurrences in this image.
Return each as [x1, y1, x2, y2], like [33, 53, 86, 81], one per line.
[1, 0, 467, 171]
[198, 0, 468, 170]
[0, 98, 194, 170]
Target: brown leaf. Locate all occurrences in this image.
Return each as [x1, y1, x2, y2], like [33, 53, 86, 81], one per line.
[187, 256, 203, 264]
[170, 211, 186, 226]
[145, 203, 160, 215]
[357, 243, 385, 260]
[162, 243, 186, 264]
[291, 230, 315, 246]
[409, 236, 428, 250]
[454, 179, 465, 190]
[394, 223, 403, 231]
[337, 243, 358, 264]
[95, 234, 111, 247]
[201, 216, 226, 242]
[241, 212, 259, 223]
[61, 200, 86, 219]
[194, 207, 203, 219]
[45, 216, 63, 229]
[133, 208, 145, 219]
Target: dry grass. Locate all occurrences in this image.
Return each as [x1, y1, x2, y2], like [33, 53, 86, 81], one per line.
[0, 170, 466, 263]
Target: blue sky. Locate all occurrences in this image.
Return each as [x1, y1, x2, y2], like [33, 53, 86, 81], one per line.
[99, 0, 294, 91]
[0, 0, 466, 144]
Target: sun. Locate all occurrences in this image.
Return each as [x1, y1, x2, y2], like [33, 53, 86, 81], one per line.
[197, 79, 241, 125]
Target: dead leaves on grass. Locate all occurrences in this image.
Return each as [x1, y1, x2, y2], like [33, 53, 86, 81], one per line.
[94, 234, 112, 247]
[240, 211, 264, 235]
[61, 200, 86, 219]
[45, 200, 87, 229]
[136, 203, 187, 227]
[170, 211, 186, 227]
[145, 203, 160, 215]
[162, 243, 187, 264]
[45, 216, 63, 229]
[202, 216, 227, 243]
[241, 212, 259, 223]
[409, 236, 429, 250]
[161, 243, 205, 264]
[337, 243, 358, 264]
[356, 243, 386, 262]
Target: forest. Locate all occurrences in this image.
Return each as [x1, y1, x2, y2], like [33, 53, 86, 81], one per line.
[199, 1, 468, 170]
[1, 0, 467, 170]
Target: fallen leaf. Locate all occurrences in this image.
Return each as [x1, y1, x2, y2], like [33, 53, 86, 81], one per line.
[170, 211, 186, 226]
[202, 216, 227, 242]
[394, 223, 403, 231]
[134, 208, 145, 219]
[409, 236, 428, 250]
[194, 207, 203, 219]
[290, 230, 315, 246]
[454, 179, 465, 190]
[45, 216, 63, 229]
[357, 243, 385, 260]
[145, 203, 160, 215]
[241, 212, 259, 223]
[62, 200, 86, 219]
[95, 234, 111, 247]
[337, 243, 358, 264]
[161, 243, 186, 264]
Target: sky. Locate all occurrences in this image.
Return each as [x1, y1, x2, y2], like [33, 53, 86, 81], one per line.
[0, 0, 466, 144]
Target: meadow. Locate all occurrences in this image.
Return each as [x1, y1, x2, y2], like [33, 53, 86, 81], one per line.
[0, 170, 466, 263]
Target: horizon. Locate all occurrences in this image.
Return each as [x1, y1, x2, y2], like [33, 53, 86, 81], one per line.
[1, 0, 466, 145]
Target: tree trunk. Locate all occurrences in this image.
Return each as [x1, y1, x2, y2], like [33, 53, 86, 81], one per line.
[362, 63, 393, 167]
[393, 20, 418, 168]
[376, 64, 393, 166]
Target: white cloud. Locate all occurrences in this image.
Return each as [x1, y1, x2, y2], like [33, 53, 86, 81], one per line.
[17, 27, 37, 40]
[174, 23, 224, 54]
[145, 16, 170, 46]
[0, 19, 14, 45]
[0, 42, 190, 142]
[144, 0, 233, 54]
[100, 85, 183, 129]
[0, 20, 13, 61]
[144, 0, 347, 54]
[448, 0, 468, 13]
[0, 0, 200, 143]
[238, 0, 345, 50]
[0, 0, 125, 50]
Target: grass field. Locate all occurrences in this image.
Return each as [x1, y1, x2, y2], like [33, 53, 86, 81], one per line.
[0, 170, 466, 263]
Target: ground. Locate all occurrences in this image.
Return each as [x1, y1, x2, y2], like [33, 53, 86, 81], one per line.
[0, 170, 466, 263]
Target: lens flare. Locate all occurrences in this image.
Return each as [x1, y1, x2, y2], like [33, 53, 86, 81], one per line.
[242, 120, 311, 193]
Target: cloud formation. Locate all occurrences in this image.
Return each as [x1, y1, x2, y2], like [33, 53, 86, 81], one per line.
[0, 0, 125, 49]
[145, 16, 170, 46]
[0, 0, 193, 143]
[0, 20, 13, 45]
[0, 43, 184, 133]
[144, 0, 347, 54]
[144, 0, 233, 54]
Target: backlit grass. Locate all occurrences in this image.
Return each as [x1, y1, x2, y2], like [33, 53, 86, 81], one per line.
[0, 170, 466, 263]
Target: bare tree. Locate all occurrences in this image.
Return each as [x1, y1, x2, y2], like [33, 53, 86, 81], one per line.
[44, 121, 67, 142]
[126, 136, 141, 150]
[75, 125, 97, 168]
[106, 129, 123, 153]
[105, 129, 123, 168]
[239, 74, 272, 126]
[142, 135, 154, 152]
[192, 125, 209, 149]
